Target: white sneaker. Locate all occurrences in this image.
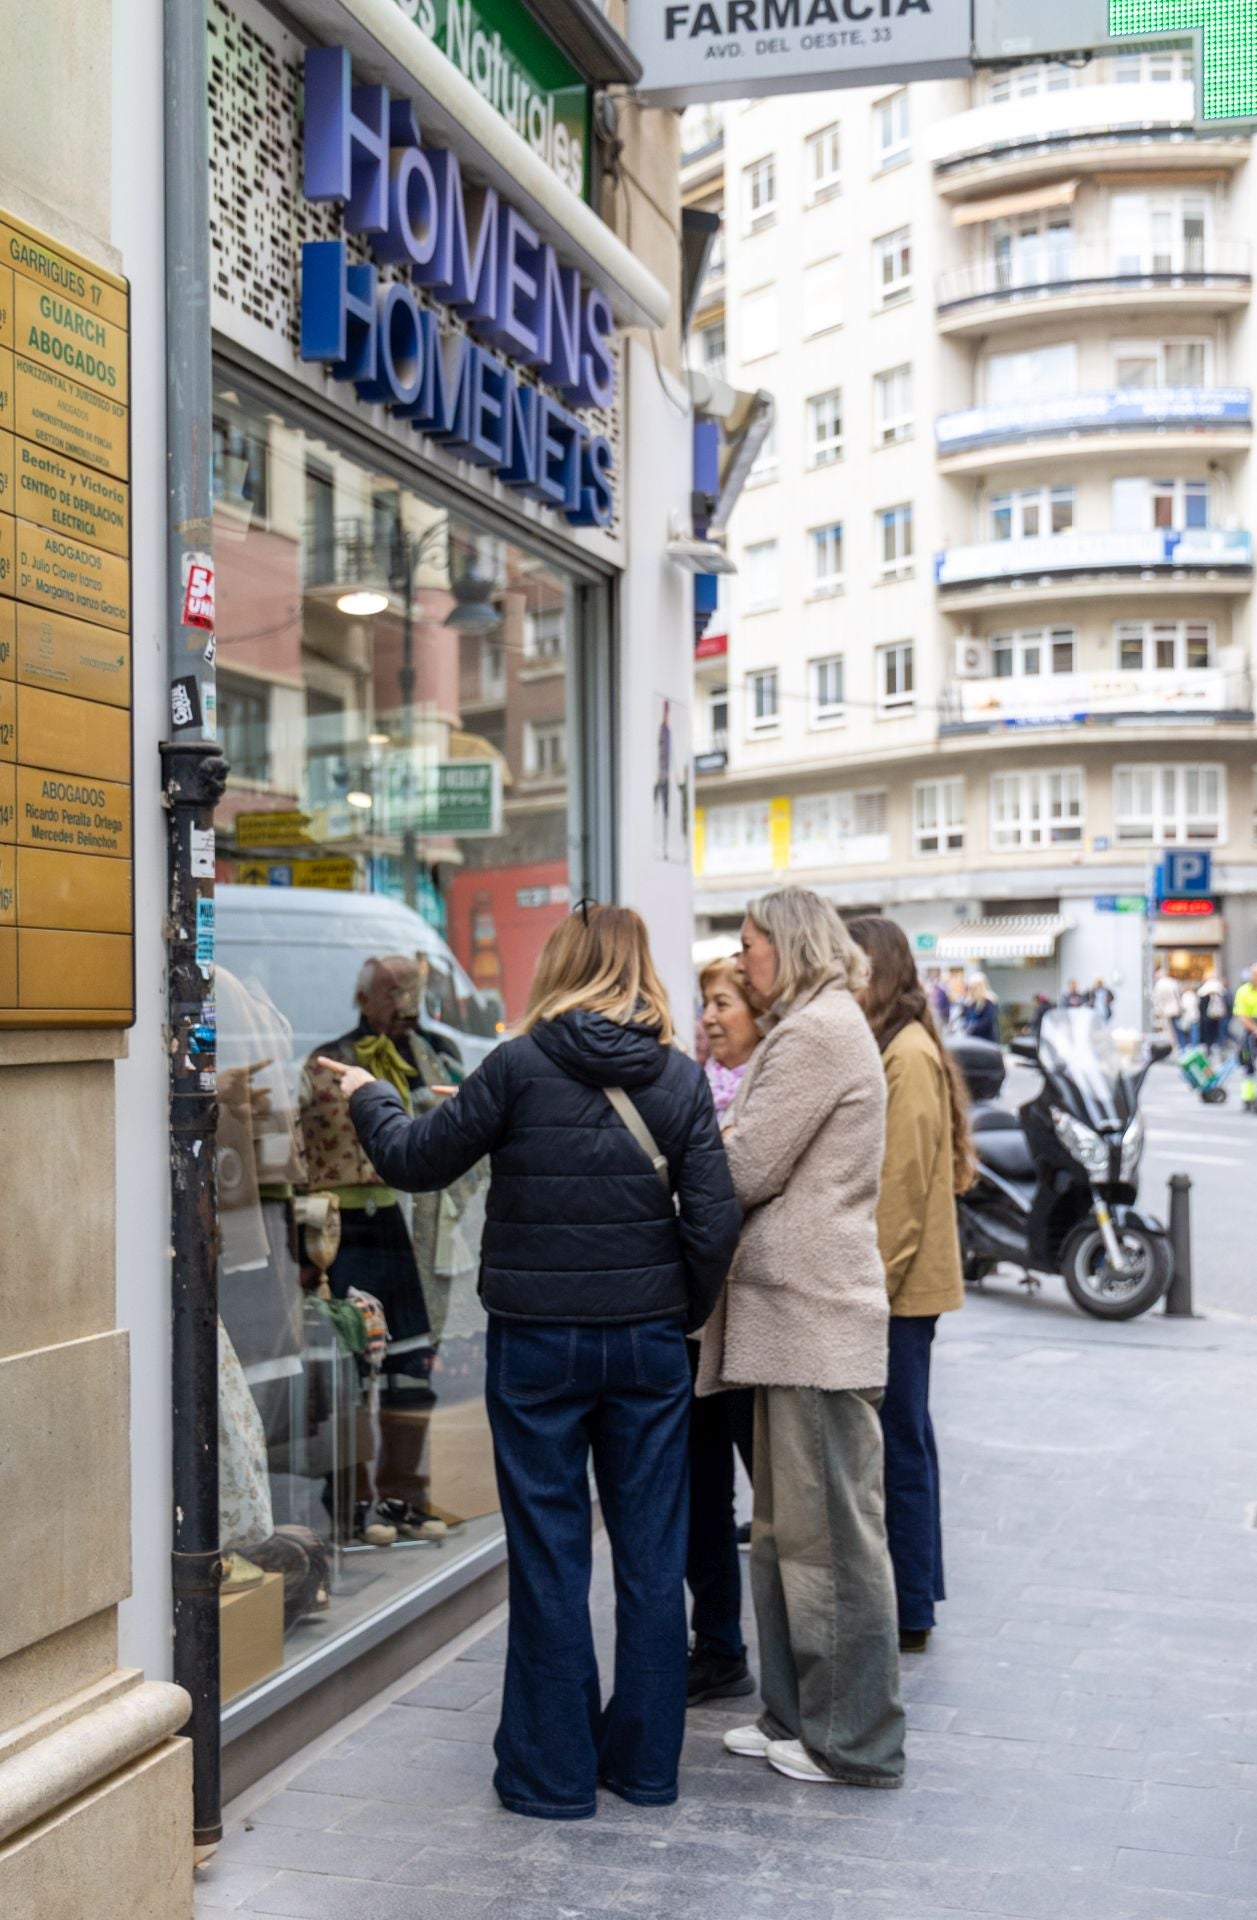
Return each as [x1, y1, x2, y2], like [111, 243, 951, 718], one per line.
[766, 1737, 832, 1783]
[722, 1723, 772, 1757]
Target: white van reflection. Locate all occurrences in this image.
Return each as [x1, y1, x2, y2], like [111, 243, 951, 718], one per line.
[215, 884, 502, 1080]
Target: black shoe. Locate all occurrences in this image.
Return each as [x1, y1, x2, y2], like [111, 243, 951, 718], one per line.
[687, 1640, 756, 1707]
[736, 1522, 752, 1553]
[899, 1629, 930, 1654]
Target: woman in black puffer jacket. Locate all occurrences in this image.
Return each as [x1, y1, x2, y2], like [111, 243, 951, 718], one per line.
[321, 904, 741, 1822]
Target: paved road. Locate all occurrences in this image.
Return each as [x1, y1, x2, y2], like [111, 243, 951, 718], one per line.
[197, 1289, 1257, 1920]
[999, 1056, 1256, 1319]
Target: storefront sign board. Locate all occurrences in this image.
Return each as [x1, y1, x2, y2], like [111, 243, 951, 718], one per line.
[234, 809, 315, 848]
[381, 757, 502, 837]
[629, 0, 973, 107]
[0, 207, 132, 1027]
[235, 855, 359, 889]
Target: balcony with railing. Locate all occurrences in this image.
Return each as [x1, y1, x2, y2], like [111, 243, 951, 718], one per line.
[936, 240, 1252, 332]
[928, 81, 1248, 196]
[936, 386, 1253, 470]
[935, 528, 1254, 610]
[938, 664, 1254, 737]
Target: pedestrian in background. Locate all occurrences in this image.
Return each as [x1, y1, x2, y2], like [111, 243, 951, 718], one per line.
[1179, 980, 1201, 1050]
[849, 917, 974, 1653]
[963, 972, 999, 1043]
[1153, 967, 1182, 1047]
[1201, 971, 1229, 1050]
[1093, 977, 1114, 1020]
[320, 904, 741, 1821]
[686, 958, 760, 1707]
[700, 886, 905, 1790]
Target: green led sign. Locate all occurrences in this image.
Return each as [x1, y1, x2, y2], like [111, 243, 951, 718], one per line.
[1109, 0, 1257, 121]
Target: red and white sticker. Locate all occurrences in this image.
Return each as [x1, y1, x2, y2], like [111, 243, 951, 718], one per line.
[182, 551, 216, 631]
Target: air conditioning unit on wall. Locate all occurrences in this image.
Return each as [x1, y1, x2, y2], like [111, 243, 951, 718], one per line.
[953, 636, 989, 679]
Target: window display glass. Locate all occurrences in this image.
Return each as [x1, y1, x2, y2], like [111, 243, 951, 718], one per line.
[211, 376, 581, 1700]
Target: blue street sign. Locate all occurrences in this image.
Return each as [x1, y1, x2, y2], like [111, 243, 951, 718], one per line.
[1159, 851, 1212, 898]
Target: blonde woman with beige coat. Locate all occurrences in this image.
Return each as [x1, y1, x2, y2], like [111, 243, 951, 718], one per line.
[698, 887, 905, 1790]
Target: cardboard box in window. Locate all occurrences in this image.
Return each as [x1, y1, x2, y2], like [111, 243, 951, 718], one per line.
[219, 1569, 284, 1703]
[376, 1403, 500, 1522]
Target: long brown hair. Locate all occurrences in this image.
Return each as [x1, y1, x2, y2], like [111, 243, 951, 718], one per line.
[521, 903, 675, 1044]
[846, 915, 976, 1193]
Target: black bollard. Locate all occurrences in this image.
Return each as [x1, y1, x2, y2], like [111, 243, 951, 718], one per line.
[1164, 1173, 1195, 1318]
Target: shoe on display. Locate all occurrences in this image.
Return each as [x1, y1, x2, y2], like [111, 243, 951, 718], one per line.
[378, 1497, 449, 1542]
[723, 1723, 772, 1758]
[766, 1737, 833, 1784]
[353, 1501, 397, 1547]
[687, 1639, 756, 1707]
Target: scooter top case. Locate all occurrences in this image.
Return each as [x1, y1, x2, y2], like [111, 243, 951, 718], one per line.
[948, 1035, 1005, 1103]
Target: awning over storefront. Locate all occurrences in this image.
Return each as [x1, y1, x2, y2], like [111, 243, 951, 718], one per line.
[937, 915, 1071, 960]
[952, 179, 1080, 227]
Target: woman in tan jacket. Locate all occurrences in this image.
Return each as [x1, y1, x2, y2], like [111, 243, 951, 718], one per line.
[699, 887, 905, 1791]
[848, 916, 974, 1654]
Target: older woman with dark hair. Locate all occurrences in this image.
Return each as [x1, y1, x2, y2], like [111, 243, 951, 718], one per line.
[848, 916, 974, 1654]
[699, 887, 905, 1790]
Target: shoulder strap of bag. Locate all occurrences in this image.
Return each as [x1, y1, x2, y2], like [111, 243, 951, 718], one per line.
[603, 1086, 672, 1192]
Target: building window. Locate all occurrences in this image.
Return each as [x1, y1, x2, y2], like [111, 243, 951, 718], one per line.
[987, 62, 1074, 102]
[1116, 620, 1214, 671]
[990, 214, 1073, 290]
[1111, 191, 1209, 276]
[878, 642, 914, 711]
[479, 638, 506, 701]
[990, 628, 1077, 678]
[874, 365, 913, 444]
[810, 655, 845, 724]
[748, 669, 780, 734]
[705, 800, 772, 873]
[877, 503, 914, 577]
[744, 155, 777, 229]
[743, 539, 780, 612]
[984, 342, 1077, 405]
[1111, 48, 1194, 83]
[1112, 477, 1210, 532]
[990, 485, 1074, 541]
[740, 285, 779, 362]
[873, 89, 910, 169]
[695, 320, 726, 379]
[708, 683, 728, 751]
[805, 122, 841, 202]
[1113, 337, 1210, 387]
[914, 778, 966, 855]
[218, 673, 271, 785]
[524, 719, 566, 777]
[808, 523, 844, 595]
[791, 787, 888, 867]
[523, 607, 564, 661]
[874, 227, 912, 307]
[1114, 764, 1223, 843]
[213, 416, 269, 523]
[990, 769, 1085, 848]
[747, 421, 778, 486]
[802, 256, 843, 337]
[806, 388, 843, 466]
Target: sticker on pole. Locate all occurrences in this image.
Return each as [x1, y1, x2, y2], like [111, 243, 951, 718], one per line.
[182, 551, 216, 630]
[171, 675, 201, 730]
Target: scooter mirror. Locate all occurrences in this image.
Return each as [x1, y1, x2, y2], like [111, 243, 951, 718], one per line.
[1149, 1038, 1174, 1063]
[1009, 1034, 1040, 1063]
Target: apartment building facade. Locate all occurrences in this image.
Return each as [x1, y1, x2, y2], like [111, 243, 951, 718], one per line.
[686, 55, 1257, 1027]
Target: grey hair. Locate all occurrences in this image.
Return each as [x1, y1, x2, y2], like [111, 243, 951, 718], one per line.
[354, 953, 417, 1002]
[745, 887, 869, 1006]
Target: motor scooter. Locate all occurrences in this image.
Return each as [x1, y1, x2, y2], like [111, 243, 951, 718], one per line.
[951, 1009, 1174, 1320]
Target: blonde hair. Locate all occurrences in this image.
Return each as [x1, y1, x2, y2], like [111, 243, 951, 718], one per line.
[522, 904, 675, 1042]
[745, 887, 869, 1006]
[967, 971, 995, 1007]
[698, 955, 755, 1013]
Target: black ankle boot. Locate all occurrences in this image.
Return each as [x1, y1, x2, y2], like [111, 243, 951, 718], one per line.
[687, 1638, 755, 1706]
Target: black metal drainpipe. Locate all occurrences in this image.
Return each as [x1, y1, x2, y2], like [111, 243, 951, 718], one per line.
[165, 0, 227, 1850]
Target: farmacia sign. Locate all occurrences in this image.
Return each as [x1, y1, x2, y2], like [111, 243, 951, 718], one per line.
[389, 0, 589, 197]
[631, 0, 972, 105]
[300, 46, 615, 529]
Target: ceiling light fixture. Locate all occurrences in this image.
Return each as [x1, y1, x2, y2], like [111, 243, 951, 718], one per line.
[336, 588, 390, 617]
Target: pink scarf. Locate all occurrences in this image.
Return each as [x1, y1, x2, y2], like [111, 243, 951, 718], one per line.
[705, 1057, 747, 1120]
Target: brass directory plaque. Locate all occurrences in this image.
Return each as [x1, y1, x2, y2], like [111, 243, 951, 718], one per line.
[0, 211, 131, 1027]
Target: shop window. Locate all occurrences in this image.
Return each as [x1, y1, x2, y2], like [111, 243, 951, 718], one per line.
[914, 778, 966, 855]
[877, 503, 914, 578]
[1114, 764, 1224, 842]
[807, 388, 843, 465]
[211, 379, 594, 1702]
[990, 768, 1084, 848]
[705, 800, 771, 873]
[878, 642, 914, 712]
[874, 227, 913, 307]
[874, 365, 913, 445]
[790, 787, 888, 867]
[810, 655, 845, 725]
[805, 122, 841, 203]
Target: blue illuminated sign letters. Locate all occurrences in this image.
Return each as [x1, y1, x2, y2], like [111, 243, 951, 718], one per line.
[299, 45, 615, 527]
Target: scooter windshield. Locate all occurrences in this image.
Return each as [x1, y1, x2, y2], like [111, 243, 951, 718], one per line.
[1037, 1008, 1126, 1129]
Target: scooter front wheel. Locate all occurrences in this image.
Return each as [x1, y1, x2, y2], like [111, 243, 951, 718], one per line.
[1061, 1223, 1172, 1320]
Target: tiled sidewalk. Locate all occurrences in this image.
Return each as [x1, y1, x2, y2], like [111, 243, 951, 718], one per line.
[197, 1284, 1257, 1920]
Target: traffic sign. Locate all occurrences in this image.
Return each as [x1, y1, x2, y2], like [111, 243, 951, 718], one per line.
[1159, 850, 1212, 897]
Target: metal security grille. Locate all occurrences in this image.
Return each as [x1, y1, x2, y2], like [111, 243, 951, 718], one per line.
[207, 0, 621, 538]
